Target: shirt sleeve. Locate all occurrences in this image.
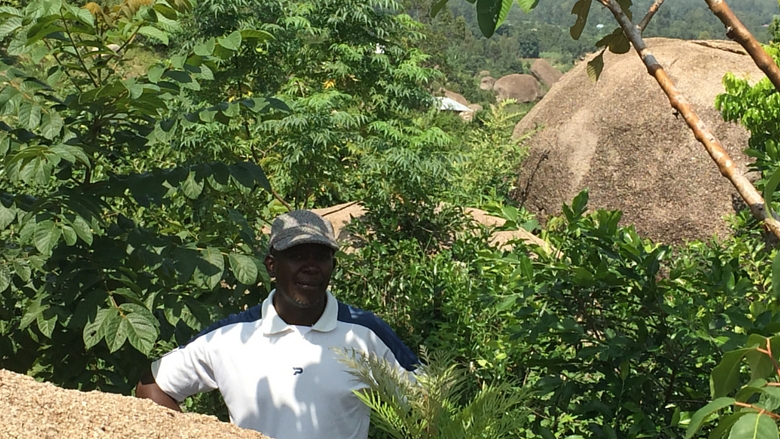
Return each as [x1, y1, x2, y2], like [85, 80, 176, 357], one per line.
[151, 334, 219, 402]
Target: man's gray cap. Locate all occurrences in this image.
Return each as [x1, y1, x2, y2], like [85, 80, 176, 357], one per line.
[269, 210, 339, 252]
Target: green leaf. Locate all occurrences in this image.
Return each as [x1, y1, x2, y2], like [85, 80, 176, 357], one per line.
[685, 397, 736, 439]
[183, 296, 211, 329]
[137, 26, 169, 45]
[60, 223, 77, 245]
[217, 30, 242, 51]
[608, 30, 630, 54]
[36, 308, 57, 338]
[229, 253, 259, 285]
[771, 251, 780, 306]
[519, 254, 533, 279]
[570, 0, 592, 40]
[495, 0, 513, 28]
[0, 16, 22, 39]
[571, 189, 589, 217]
[711, 348, 753, 398]
[239, 29, 272, 44]
[152, 2, 178, 19]
[476, 0, 502, 38]
[194, 38, 215, 56]
[40, 111, 63, 140]
[180, 170, 204, 199]
[233, 161, 271, 192]
[83, 307, 116, 349]
[764, 166, 780, 217]
[163, 70, 192, 84]
[18, 102, 42, 130]
[20, 297, 45, 330]
[727, 412, 778, 439]
[616, 0, 633, 20]
[0, 265, 10, 291]
[102, 306, 127, 352]
[430, 0, 449, 17]
[745, 336, 780, 382]
[587, 51, 605, 83]
[68, 215, 93, 245]
[148, 65, 165, 83]
[119, 303, 158, 355]
[0, 203, 15, 229]
[710, 412, 750, 439]
[34, 220, 61, 254]
[517, 0, 540, 13]
[12, 259, 30, 282]
[193, 246, 224, 290]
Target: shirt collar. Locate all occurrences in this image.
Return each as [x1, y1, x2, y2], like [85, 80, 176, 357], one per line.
[259, 289, 339, 335]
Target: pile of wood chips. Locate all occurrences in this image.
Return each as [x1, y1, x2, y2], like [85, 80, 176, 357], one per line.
[0, 369, 270, 439]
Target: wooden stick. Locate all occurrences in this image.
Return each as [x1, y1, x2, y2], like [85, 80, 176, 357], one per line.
[638, 0, 665, 32]
[703, 0, 780, 93]
[596, 0, 780, 239]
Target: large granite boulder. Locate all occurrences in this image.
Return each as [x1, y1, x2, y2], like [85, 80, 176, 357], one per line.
[530, 58, 563, 89]
[493, 74, 544, 103]
[480, 76, 496, 91]
[512, 38, 763, 243]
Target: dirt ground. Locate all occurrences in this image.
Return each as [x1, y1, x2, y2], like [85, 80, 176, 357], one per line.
[0, 369, 270, 439]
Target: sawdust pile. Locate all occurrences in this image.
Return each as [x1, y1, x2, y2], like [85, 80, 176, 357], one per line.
[0, 369, 270, 439]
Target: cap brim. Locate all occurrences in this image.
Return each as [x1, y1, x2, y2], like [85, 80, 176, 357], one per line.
[272, 234, 339, 252]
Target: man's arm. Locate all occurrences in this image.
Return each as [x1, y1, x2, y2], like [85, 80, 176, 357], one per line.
[135, 369, 182, 412]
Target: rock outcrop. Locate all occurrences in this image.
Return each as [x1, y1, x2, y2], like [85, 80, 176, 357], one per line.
[512, 38, 763, 243]
[493, 74, 543, 103]
[480, 76, 496, 91]
[443, 89, 469, 106]
[310, 202, 552, 253]
[530, 59, 563, 89]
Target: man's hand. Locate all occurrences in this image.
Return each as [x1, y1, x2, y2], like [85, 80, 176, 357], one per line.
[135, 369, 182, 412]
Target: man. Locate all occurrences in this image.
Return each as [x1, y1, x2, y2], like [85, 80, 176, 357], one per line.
[135, 210, 418, 439]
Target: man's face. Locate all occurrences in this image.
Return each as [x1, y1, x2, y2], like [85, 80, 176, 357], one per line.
[265, 243, 335, 310]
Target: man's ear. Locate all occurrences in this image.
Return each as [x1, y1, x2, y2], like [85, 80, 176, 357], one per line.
[264, 254, 276, 277]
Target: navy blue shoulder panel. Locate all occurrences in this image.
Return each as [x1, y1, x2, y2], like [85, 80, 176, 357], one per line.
[183, 304, 262, 347]
[337, 302, 419, 371]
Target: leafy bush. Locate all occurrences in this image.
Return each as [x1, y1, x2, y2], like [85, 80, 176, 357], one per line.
[335, 189, 764, 438]
[0, 0, 276, 391]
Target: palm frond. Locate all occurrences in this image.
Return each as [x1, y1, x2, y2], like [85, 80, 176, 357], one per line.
[337, 347, 531, 439]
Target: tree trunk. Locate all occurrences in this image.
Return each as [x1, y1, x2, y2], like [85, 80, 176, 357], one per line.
[702, 0, 780, 93]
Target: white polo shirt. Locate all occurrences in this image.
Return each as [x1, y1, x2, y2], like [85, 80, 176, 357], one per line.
[152, 290, 418, 439]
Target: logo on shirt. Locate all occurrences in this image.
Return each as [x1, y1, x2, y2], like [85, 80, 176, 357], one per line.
[292, 367, 304, 375]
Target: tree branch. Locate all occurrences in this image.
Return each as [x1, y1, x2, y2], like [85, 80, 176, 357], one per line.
[638, 0, 665, 32]
[597, 0, 780, 240]
[44, 41, 83, 93]
[702, 0, 780, 93]
[60, 9, 99, 88]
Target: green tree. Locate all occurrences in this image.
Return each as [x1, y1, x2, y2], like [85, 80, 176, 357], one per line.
[0, 0, 278, 391]
[170, 0, 443, 208]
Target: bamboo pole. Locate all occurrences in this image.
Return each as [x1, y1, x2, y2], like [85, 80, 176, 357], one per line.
[596, 0, 780, 239]
[702, 0, 780, 93]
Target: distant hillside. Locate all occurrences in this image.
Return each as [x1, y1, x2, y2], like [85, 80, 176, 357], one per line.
[449, 0, 779, 46]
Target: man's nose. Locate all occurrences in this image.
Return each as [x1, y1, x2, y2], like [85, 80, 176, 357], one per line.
[300, 257, 321, 271]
